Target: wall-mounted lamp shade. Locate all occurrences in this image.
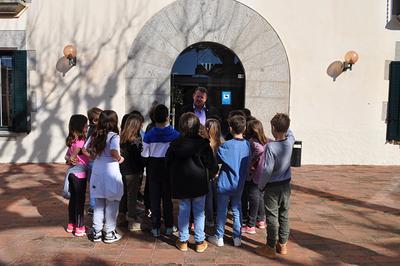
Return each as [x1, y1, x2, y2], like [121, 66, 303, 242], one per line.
[63, 44, 77, 58]
[56, 56, 73, 75]
[327, 61, 344, 79]
[344, 51, 359, 64]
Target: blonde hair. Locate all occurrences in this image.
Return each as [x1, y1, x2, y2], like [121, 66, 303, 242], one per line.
[87, 107, 102, 125]
[120, 114, 143, 144]
[205, 118, 223, 154]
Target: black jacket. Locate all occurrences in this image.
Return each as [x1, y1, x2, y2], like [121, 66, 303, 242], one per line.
[166, 135, 218, 199]
[120, 140, 145, 175]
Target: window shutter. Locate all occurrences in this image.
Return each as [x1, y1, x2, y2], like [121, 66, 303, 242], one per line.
[12, 50, 28, 132]
[386, 61, 400, 142]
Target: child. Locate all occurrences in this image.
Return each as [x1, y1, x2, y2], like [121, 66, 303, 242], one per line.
[87, 107, 102, 138]
[64, 114, 89, 237]
[141, 104, 180, 237]
[119, 114, 145, 231]
[255, 113, 295, 258]
[86, 107, 102, 215]
[204, 118, 224, 227]
[242, 119, 268, 234]
[208, 115, 251, 247]
[87, 110, 124, 243]
[166, 113, 218, 252]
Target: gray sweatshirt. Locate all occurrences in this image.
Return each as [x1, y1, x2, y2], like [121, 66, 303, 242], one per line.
[258, 129, 295, 191]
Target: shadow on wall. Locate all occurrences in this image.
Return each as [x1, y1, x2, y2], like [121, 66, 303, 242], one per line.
[0, 1, 148, 163]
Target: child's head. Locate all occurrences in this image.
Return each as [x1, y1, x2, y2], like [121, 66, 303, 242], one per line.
[228, 115, 246, 135]
[121, 110, 144, 131]
[148, 103, 158, 124]
[66, 114, 88, 147]
[91, 110, 119, 156]
[270, 113, 290, 136]
[130, 110, 144, 123]
[246, 119, 268, 145]
[121, 114, 144, 144]
[179, 112, 200, 137]
[205, 118, 222, 152]
[228, 109, 246, 120]
[87, 107, 102, 125]
[154, 104, 169, 124]
[242, 108, 251, 118]
[97, 110, 119, 134]
[205, 118, 221, 140]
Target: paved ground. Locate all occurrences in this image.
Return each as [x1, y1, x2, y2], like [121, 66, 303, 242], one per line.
[0, 164, 399, 265]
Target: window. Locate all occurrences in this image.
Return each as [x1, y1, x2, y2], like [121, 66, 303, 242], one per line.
[0, 50, 28, 132]
[386, 61, 400, 143]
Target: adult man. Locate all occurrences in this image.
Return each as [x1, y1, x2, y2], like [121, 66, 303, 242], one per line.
[179, 87, 220, 125]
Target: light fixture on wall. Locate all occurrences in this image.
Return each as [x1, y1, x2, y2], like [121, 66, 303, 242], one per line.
[63, 44, 77, 66]
[327, 50, 359, 81]
[56, 44, 77, 76]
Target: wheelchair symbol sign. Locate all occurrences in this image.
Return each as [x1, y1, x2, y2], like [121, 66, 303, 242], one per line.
[222, 91, 231, 105]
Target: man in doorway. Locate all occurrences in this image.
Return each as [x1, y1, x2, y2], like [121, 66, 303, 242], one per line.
[179, 87, 220, 125]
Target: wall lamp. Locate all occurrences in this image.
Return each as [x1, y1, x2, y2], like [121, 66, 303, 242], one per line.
[327, 51, 359, 81]
[63, 44, 77, 66]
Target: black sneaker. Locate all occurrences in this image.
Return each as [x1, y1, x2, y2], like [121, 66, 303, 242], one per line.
[88, 228, 102, 242]
[87, 208, 94, 215]
[103, 230, 122, 244]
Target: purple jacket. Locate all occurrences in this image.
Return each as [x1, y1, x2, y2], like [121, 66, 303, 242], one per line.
[247, 139, 266, 184]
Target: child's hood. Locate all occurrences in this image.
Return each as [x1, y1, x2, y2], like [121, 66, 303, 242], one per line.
[146, 125, 180, 143]
[170, 136, 209, 158]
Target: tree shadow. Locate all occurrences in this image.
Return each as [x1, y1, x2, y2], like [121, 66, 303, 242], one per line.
[292, 183, 400, 216]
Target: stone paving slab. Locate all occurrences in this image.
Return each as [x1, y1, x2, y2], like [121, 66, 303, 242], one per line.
[0, 164, 399, 265]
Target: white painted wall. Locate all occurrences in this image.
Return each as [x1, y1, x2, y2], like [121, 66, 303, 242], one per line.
[0, 0, 398, 164]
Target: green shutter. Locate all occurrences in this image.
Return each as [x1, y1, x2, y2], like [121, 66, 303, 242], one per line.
[12, 50, 28, 132]
[387, 61, 400, 141]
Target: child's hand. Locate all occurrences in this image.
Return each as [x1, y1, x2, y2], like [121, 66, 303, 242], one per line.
[81, 147, 90, 157]
[68, 156, 77, 165]
[118, 156, 125, 164]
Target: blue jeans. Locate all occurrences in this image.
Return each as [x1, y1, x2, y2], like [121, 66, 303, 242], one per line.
[205, 179, 217, 224]
[178, 196, 206, 242]
[87, 161, 95, 209]
[215, 193, 242, 239]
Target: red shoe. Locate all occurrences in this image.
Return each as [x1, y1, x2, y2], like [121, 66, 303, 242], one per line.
[66, 223, 75, 233]
[242, 225, 256, 234]
[74, 226, 86, 237]
[256, 221, 266, 229]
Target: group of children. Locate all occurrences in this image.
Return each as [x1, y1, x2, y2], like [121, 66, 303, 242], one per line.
[63, 103, 294, 259]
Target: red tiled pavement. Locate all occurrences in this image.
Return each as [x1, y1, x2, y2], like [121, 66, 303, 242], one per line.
[0, 164, 399, 265]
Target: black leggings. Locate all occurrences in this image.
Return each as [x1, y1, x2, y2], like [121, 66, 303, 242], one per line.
[68, 174, 87, 227]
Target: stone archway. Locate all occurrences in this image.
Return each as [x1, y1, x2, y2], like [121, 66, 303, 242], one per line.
[126, 0, 290, 126]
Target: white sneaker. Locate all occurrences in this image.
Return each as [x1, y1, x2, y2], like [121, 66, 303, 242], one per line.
[233, 237, 241, 247]
[103, 230, 122, 244]
[208, 235, 224, 247]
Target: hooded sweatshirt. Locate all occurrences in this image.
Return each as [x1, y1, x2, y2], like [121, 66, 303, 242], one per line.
[247, 139, 266, 184]
[166, 135, 218, 199]
[141, 125, 180, 179]
[217, 138, 251, 195]
[258, 129, 295, 191]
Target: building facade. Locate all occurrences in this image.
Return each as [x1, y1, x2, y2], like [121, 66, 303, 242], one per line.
[0, 0, 399, 164]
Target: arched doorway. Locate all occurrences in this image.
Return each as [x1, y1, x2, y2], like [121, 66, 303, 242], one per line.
[126, 0, 290, 132]
[171, 42, 245, 132]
